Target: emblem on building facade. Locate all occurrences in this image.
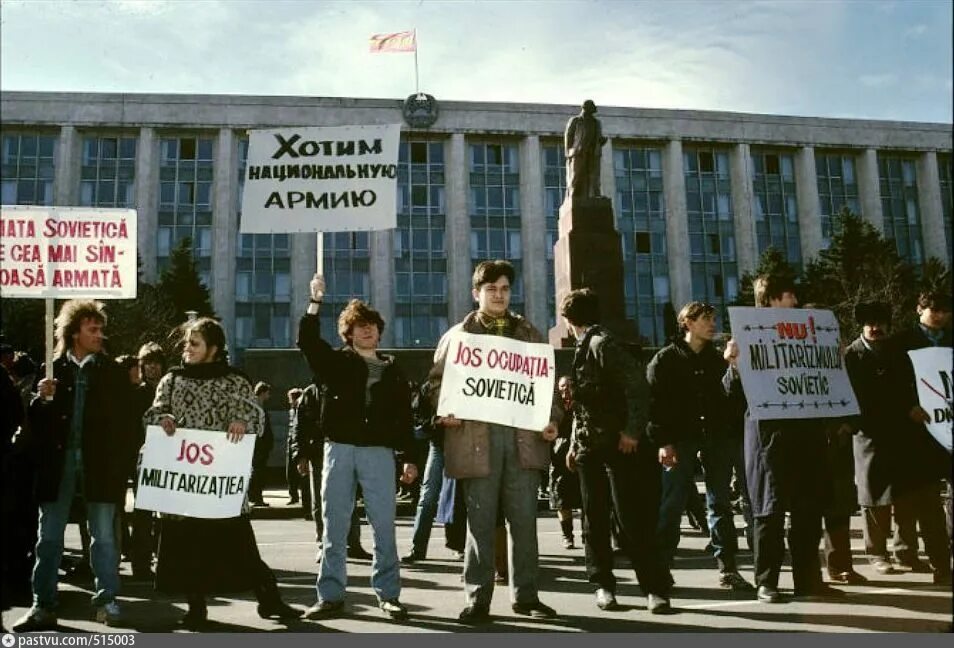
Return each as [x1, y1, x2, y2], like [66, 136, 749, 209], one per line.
[403, 93, 439, 128]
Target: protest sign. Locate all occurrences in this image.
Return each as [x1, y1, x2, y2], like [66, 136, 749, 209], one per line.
[436, 330, 556, 430]
[0, 206, 137, 299]
[728, 307, 859, 421]
[135, 425, 254, 519]
[239, 124, 401, 233]
[909, 347, 953, 453]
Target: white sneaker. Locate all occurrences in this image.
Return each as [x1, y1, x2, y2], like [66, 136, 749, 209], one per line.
[96, 601, 122, 626]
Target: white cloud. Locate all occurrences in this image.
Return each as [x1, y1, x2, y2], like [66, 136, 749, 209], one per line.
[904, 23, 928, 39]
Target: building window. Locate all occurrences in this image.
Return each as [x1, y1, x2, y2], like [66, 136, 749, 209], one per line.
[470, 141, 523, 314]
[542, 143, 566, 328]
[878, 154, 924, 265]
[80, 136, 136, 207]
[816, 151, 860, 248]
[615, 145, 669, 345]
[157, 136, 214, 285]
[1, 133, 55, 205]
[938, 153, 952, 257]
[684, 147, 736, 324]
[394, 138, 448, 347]
[751, 149, 801, 269]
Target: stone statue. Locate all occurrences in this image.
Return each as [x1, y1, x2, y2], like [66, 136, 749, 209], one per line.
[564, 100, 608, 200]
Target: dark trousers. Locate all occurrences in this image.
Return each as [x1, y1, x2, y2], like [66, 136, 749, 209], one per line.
[286, 443, 303, 502]
[823, 514, 852, 575]
[753, 506, 823, 592]
[576, 444, 670, 597]
[893, 481, 951, 573]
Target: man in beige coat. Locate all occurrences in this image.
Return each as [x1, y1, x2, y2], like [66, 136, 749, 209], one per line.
[429, 260, 562, 624]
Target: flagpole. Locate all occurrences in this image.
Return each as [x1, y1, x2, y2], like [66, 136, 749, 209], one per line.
[413, 28, 420, 96]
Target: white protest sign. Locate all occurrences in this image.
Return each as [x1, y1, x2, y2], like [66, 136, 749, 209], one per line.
[436, 330, 556, 430]
[135, 426, 254, 518]
[728, 307, 859, 421]
[239, 124, 401, 233]
[0, 206, 137, 299]
[908, 347, 953, 453]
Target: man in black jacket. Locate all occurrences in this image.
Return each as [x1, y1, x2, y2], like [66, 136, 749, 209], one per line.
[12, 300, 134, 632]
[561, 289, 673, 614]
[298, 274, 418, 621]
[648, 301, 754, 592]
[724, 275, 843, 603]
[890, 291, 952, 583]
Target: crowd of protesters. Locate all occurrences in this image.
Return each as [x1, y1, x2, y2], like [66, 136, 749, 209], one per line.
[1, 260, 950, 632]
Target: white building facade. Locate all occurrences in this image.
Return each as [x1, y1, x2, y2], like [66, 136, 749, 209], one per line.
[2, 91, 951, 352]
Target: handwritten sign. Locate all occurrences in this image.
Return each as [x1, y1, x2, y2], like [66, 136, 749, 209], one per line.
[436, 330, 555, 430]
[728, 307, 859, 421]
[0, 206, 137, 299]
[239, 124, 401, 233]
[909, 347, 952, 453]
[135, 426, 254, 518]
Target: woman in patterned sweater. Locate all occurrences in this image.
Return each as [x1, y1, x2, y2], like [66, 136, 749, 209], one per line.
[144, 318, 300, 629]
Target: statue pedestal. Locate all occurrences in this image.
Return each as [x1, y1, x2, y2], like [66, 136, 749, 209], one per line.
[548, 197, 638, 347]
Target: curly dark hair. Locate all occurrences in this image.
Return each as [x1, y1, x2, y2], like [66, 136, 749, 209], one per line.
[337, 299, 385, 343]
[54, 300, 107, 357]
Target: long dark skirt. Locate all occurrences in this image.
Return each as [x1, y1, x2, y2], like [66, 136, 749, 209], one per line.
[156, 515, 262, 596]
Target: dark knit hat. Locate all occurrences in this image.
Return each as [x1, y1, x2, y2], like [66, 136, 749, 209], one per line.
[854, 301, 891, 325]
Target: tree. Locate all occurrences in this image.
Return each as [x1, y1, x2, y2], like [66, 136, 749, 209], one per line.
[733, 246, 800, 308]
[800, 207, 918, 341]
[158, 237, 215, 321]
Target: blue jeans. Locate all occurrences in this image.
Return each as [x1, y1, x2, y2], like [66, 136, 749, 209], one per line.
[317, 442, 400, 602]
[656, 440, 701, 567]
[33, 452, 119, 609]
[409, 441, 444, 557]
[701, 434, 751, 571]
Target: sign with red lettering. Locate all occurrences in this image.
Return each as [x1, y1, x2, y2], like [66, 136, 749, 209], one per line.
[728, 307, 859, 421]
[0, 206, 137, 299]
[135, 426, 255, 518]
[909, 347, 952, 453]
[436, 330, 556, 430]
[239, 124, 401, 234]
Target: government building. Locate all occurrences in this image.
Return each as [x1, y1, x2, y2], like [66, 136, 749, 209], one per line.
[2, 91, 951, 354]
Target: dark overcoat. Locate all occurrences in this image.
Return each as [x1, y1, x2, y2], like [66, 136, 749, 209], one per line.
[724, 369, 830, 518]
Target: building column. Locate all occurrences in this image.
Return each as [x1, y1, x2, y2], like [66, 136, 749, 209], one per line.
[445, 133, 472, 323]
[856, 148, 884, 232]
[794, 146, 823, 261]
[600, 139, 617, 206]
[916, 151, 948, 263]
[519, 135, 547, 330]
[211, 128, 237, 345]
[370, 229, 395, 346]
[730, 143, 757, 276]
[54, 125, 79, 206]
[662, 139, 691, 310]
[135, 127, 159, 282]
[290, 232, 318, 342]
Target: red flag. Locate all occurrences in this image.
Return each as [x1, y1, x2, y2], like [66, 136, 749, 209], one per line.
[369, 30, 416, 53]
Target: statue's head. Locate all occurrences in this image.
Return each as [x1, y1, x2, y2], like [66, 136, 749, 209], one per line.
[582, 99, 597, 114]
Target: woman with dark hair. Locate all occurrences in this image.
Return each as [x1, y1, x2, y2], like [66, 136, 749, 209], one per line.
[145, 318, 300, 630]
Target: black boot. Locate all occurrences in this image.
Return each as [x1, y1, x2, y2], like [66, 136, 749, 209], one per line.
[180, 594, 208, 631]
[560, 518, 575, 549]
[255, 565, 302, 620]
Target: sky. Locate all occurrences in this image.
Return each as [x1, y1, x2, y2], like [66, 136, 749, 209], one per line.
[1, 0, 951, 123]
